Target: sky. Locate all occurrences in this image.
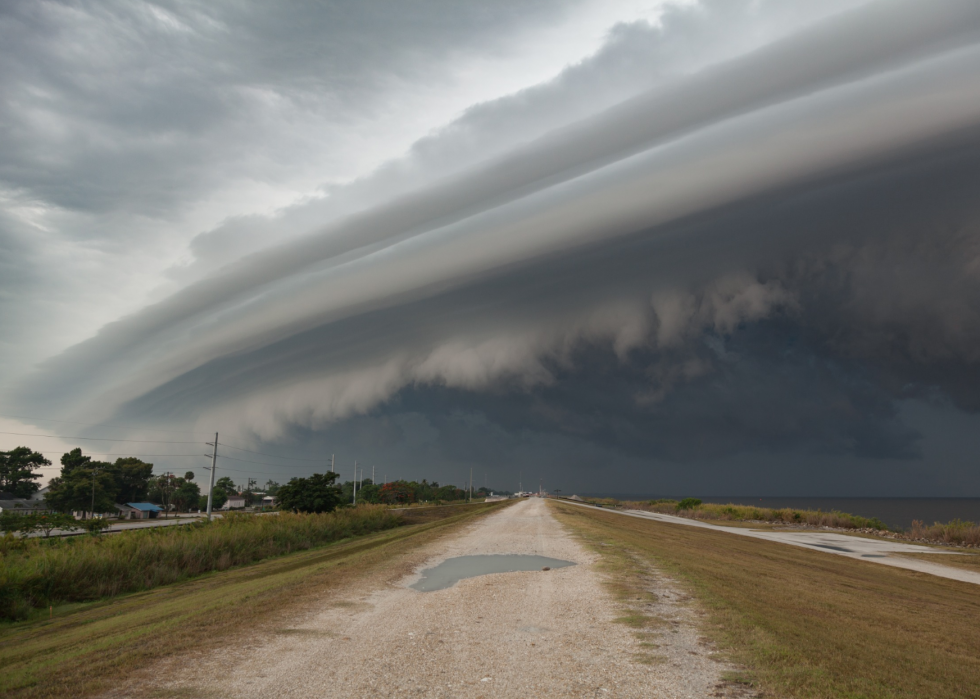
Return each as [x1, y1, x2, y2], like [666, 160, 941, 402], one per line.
[3, 0, 980, 496]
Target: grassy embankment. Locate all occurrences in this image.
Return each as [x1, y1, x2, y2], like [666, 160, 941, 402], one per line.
[552, 501, 980, 699]
[0, 506, 404, 621]
[0, 501, 510, 698]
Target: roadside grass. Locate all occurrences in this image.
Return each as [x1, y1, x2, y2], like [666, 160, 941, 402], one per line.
[0, 501, 509, 699]
[0, 506, 405, 621]
[563, 518, 692, 670]
[552, 502, 980, 699]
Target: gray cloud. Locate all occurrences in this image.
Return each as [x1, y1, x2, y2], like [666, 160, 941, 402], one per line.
[5, 0, 980, 493]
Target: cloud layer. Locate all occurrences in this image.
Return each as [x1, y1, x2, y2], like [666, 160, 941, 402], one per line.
[4, 0, 980, 493]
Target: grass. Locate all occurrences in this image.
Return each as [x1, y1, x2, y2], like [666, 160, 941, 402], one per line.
[551, 501, 980, 699]
[0, 506, 406, 620]
[909, 519, 980, 546]
[0, 501, 510, 698]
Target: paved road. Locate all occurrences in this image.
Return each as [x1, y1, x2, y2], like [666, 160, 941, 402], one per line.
[563, 501, 980, 586]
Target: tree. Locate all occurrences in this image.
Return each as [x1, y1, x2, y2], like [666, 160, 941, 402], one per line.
[215, 476, 237, 495]
[44, 450, 117, 516]
[263, 479, 281, 495]
[152, 473, 179, 516]
[173, 479, 201, 512]
[198, 488, 227, 512]
[276, 473, 342, 513]
[0, 446, 50, 498]
[356, 480, 381, 504]
[379, 481, 415, 505]
[109, 457, 154, 503]
[2, 512, 79, 537]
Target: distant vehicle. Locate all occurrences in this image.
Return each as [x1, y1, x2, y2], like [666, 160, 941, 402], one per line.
[595, 504, 602, 508]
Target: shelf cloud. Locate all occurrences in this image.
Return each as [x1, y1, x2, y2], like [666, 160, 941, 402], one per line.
[4, 0, 980, 493]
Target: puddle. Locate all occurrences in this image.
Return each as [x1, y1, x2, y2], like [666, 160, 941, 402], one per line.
[810, 543, 853, 552]
[861, 554, 888, 558]
[411, 554, 576, 592]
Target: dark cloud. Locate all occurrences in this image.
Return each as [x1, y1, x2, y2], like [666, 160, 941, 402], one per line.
[4, 0, 980, 494]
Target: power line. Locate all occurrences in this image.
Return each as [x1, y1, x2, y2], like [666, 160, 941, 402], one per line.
[0, 431, 204, 444]
[217, 454, 325, 469]
[216, 442, 331, 462]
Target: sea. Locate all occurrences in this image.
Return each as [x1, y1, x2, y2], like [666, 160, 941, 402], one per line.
[590, 496, 980, 531]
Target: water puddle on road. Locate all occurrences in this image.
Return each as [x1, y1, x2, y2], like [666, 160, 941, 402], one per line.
[411, 554, 576, 592]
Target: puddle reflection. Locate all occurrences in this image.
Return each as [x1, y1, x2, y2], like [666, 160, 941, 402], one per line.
[411, 554, 576, 592]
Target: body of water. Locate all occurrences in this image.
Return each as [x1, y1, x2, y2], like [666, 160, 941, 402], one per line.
[591, 496, 980, 530]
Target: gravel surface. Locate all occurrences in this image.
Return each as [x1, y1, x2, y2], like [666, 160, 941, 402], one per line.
[149, 499, 751, 698]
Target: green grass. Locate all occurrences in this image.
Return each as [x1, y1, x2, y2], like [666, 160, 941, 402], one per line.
[552, 501, 980, 699]
[0, 506, 408, 620]
[0, 500, 509, 698]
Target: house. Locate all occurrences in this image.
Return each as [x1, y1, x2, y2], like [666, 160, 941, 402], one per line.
[0, 492, 49, 515]
[118, 502, 162, 519]
[222, 494, 247, 510]
[29, 485, 51, 502]
[261, 495, 277, 507]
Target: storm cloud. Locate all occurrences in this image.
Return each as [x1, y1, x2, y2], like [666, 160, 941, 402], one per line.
[4, 0, 980, 494]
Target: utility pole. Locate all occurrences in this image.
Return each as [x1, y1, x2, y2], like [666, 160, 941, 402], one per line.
[469, 467, 473, 502]
[330, 453, 335, 473]
[372, 464, 375, 485]
[352, 461, 358, 505]
[206, 432, 218, 521]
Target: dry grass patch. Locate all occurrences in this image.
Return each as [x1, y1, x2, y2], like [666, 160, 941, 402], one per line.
[554, 501, 980, 699]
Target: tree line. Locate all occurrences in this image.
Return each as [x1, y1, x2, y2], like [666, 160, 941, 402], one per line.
[0, 445, 278, 517]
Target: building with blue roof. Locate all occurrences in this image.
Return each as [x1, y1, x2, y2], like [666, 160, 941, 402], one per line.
[115, 502, 163, 520]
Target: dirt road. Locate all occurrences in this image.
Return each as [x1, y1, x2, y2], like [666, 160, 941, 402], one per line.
[155, 499, 743, 698]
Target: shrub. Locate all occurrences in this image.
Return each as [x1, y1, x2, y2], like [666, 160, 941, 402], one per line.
[0, 506, 402, 620]
[677, 498, 702, 510]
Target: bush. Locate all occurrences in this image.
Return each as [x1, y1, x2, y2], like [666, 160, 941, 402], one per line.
[677, 498, 702, 510]
[0, 506, 402, 620]
[910, 519, 980, 546]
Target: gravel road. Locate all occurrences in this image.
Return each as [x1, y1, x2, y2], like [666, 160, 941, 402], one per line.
[154, 498, 749, 698]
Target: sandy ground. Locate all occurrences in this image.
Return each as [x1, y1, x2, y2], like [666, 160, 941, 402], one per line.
[599, 504, 980, 585]
[150, 499, 750, 698]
